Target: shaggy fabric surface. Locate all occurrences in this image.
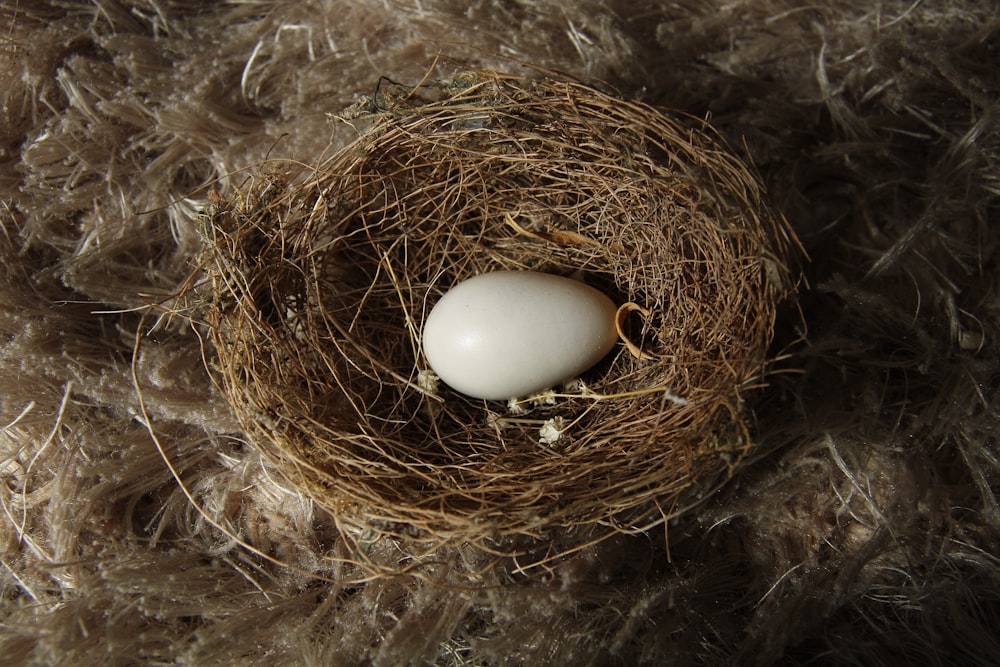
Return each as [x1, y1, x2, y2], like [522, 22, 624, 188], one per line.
[2, 1, 998, 665]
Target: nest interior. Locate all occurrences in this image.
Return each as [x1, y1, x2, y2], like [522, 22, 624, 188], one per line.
[200, 72, 799, 552]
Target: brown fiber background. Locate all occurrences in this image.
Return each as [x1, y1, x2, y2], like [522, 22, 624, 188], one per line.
[2, 1, 998, 665]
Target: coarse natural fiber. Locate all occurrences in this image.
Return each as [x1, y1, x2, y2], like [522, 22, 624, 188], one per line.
[6, 1, 1000, 664]
[191, 70, 800, 565]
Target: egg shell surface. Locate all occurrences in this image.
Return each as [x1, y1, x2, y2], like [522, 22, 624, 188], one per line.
[421, 271, 619, 400]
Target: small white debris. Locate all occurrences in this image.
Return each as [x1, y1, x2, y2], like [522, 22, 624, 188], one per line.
[533, 389, 558, 406]
[417, 370, 440, 394]
[485, 411, 506, 430]
[507, 397, 528, 415]
[664, 389, 689, 406]
[539, 416, 566, 445]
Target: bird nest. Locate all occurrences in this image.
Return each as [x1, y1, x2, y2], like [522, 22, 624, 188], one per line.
[194, 70, 800, 568]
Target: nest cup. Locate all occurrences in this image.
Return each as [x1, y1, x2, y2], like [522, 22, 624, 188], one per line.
[200, 71, 799, 563]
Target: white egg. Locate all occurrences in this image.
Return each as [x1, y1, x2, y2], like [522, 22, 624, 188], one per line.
[421, 271, 619, 400]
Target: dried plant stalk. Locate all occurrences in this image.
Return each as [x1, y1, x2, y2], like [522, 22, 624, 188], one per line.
[194, 70, 800, 566]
